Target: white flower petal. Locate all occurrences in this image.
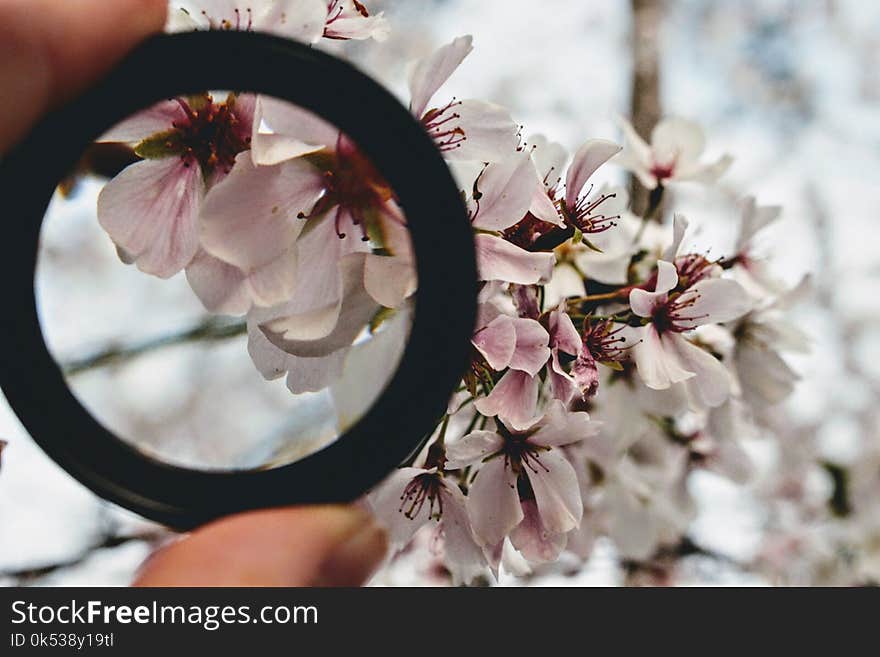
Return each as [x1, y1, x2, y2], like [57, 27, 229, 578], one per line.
[324, 6, 391, 42]
[363, 254, 416, 309]
[255, 95, 340, 153]
[632, 326, 695, 390]
[286, 349, 348, 395]
[329, 308, 410, 429]
[663, 213, 689, 261]
[630, 260, 678, 317]
[445, 430, 505, 470]
[681, 278, 753, 327]
[651, 116, 706, 167]
[564, 139, 621, 208]
[439, 99, 519, 162]
[671, 333, 731, 408]
[409, 35, 473, 119]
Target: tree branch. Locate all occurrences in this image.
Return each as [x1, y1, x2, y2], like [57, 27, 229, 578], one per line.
[628, 0, 664, 216]
[62, 317, 247, 377]
[1, 529, 169, 585]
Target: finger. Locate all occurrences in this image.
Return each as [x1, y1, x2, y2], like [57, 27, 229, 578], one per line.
[133, 505, 388, 587]
[0, 0, 167, 153]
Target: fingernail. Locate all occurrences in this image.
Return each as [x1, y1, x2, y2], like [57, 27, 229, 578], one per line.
[314, 518, 388, 587]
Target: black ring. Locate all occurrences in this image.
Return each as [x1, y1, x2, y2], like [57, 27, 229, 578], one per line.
[0, 31, 477, 529]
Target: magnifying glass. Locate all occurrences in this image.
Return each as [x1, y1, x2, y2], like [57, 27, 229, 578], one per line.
[0, 31, 477, 529]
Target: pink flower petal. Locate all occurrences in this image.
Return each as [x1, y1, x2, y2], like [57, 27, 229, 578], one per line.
[436, 481, 488, 585]
[472, 316, 517, 371]
[548, 305, 582, 355]
[98, 100, 185, 143]
[369, 467, 434, 547]
[469, 153, 537, 232]
[200, 153, 324, 271]
[508, 318, 551, 377]
[466, 455, 523, 548]
[260, 253, 378, 357]
[254, 96, 340, 160]
[363, 254, 416, 309]
[525, 448, 583, 534]
[97, 157, 204, 278]
[473, 369, 540, 430]
[530, 401, 601, 448]
[475, 234, 555, 285]
[509, 499, 567, 563]
[185, 249, 252, 315]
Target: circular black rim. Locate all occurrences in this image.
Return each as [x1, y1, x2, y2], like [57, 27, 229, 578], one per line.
[0, 31, 476, 529]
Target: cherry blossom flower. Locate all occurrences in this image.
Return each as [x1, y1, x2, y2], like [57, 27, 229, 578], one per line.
[323, 1, 390, 41]
[557, 140, 624, 239]
[368, 439, 487, 585]
[97, 93, 255, 278]
[446, 401, 603, 564]
[615, 116, 733, 189]
[599, 435, 695, 561]
[468, 153, 557, 285]
[729, 196, 786, 297]
[731, 276, 810, 409]
[546, 304, 604, 404]
[468, 301, 550, 429]
[250, 94, 419, 308]
[166, 0, 328, 42]
[409, 35, 519, 162]
[185, 152, 326, 313]
[629, 260, 751, 407]
[503, 138, 624, 252]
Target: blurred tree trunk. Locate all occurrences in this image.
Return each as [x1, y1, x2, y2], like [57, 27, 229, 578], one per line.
[629, 0, 664, 216]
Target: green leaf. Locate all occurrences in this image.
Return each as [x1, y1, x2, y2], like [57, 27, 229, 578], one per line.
[134, 130, 181, 159]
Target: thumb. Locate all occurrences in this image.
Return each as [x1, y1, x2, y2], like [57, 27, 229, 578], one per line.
[134, 505, 388, 587]
[0, 0, 168, 153]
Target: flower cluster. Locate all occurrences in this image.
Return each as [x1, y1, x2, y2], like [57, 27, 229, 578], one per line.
[88, 1, 810, 584]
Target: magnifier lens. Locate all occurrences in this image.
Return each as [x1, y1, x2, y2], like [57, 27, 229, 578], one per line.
[36, 92, 416, 472]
